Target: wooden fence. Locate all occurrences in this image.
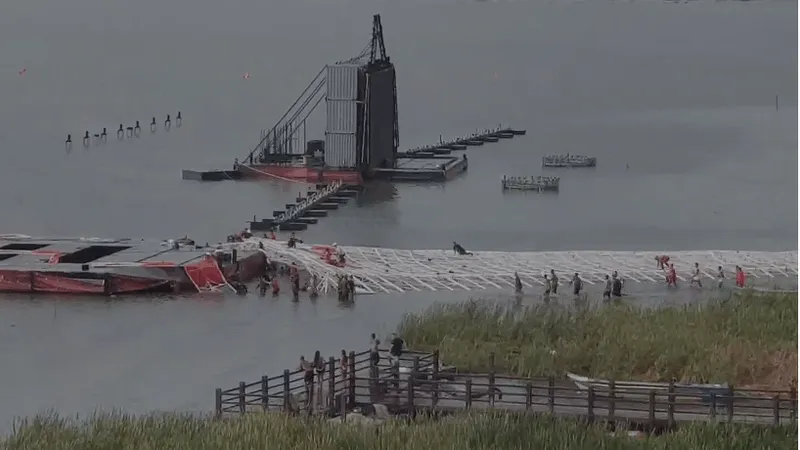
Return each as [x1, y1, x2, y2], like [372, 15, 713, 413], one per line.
[215, 349, 797, 427]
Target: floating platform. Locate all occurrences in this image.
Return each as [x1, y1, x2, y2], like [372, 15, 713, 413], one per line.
[303, 210, 329, 218]
[373, 155, 468, 182]
[229, 238, 798, 295]
[293, 217, 319, 225]
[0, 235, 266, 295]
[181, 170, 242, 182]
[250, 182, 349, 232]
[502, 176, 560, 192]
[401, 126, 525, 158]
[542, 154, 597, 168]
[315, 202, 340, 210]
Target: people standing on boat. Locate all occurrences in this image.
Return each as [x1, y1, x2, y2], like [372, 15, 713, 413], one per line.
[716, 266, 725, 288]
[690, 263, 702, 288]
[735, 266, 746, 288]
[453, 241, 473, 256]
[655, 255, 670, 270]
[549, 270, 559, 294]
[602, 275, 612, 300]
[569, 273, 583, 296]
[611, 272, 624, 297]
[666, 264, 677, 288]
[514, 272, 523, 294]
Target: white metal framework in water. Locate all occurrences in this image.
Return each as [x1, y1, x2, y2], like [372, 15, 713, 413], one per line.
[502, 176, 559, 192]
[542, 154, 597, 168]
[231, 238, 798, 295]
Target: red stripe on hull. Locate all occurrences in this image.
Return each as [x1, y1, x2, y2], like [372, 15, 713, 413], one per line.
[240, 164, 362, 185]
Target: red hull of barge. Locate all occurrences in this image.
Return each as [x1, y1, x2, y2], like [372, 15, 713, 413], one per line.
[239, 164, 362, 185]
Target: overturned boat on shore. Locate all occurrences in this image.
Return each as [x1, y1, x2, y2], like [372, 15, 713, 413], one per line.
[0, 235, 266, 295]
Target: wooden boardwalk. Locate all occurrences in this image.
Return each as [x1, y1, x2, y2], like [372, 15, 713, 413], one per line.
[215, 349, 797, 427]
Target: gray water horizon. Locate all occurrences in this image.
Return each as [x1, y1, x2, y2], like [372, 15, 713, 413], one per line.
[0, 0, 796, 432]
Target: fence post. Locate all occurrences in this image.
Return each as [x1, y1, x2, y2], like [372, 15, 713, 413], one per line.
[648, 390, 655, 428]
[525, 382, 533, 412]
[283, 369, 290, 412]
[710, 393, 717, 421]
[727, 385, 734, 423]
[432, 350, 440, 408]
[215, 388, 222, 419]
[667, 380, 675, 429]
[608, 379, 616, 422]
[261, 375, 269, 411]
[407, 366, 416, 418]
[587, 386, 595, 424]
[348, 351, 356, 408]
[548, 376, 555, 413]
[369, 350, 379, 403]
[339, 393, 347, 422]
[489, 352, 496, 407]
[773, 396, 780, 426]
[465, 378, 473, 409]
[328, 357, 336, 415]
[238, 381, 246, 414]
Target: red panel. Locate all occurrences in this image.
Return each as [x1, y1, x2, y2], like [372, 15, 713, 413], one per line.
[184, 256, 229, 292]
[111, 275, 171, 294]
[0, 270, 33, 292]
[32, 273, 105, 294]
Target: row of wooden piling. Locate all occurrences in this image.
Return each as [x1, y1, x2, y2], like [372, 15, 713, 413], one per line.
[65, 112, 182, 147]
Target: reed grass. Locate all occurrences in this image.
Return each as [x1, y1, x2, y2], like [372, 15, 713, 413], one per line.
[397, 291, 798, 388]
[1, 412, 795, 450]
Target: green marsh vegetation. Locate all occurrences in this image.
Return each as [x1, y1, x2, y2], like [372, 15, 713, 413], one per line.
[2, 412, 796, 450]
[398, 291, 798, 389]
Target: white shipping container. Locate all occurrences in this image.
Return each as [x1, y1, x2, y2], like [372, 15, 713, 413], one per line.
[324, 133, 358, 168]
[326, 100, 358, 134]
[326, 64, 360, 101]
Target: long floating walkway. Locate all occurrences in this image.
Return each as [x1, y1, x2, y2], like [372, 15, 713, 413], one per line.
[230, 238, 798, 294]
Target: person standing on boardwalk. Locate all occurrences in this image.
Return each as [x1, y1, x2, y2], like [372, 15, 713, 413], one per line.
[389, 333, 404, 388]
[370, 333, 381, 366]
[299, 356, 314, 401]
[340, 350, 349, 378]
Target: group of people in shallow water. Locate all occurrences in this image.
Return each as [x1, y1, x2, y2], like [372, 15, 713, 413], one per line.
[656, 255, 747, 289]
[513, 269, 625, 299]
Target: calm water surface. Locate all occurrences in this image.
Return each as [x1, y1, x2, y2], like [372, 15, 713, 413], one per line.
[0, 0, 796, 430]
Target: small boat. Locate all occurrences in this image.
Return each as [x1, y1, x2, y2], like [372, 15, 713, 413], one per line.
[566, 373, 734, 403]
[501, 175, 559, 192]
[542, 154, 597, 168]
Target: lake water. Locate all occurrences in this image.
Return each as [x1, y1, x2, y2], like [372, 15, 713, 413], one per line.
[0, 0, 796, 431]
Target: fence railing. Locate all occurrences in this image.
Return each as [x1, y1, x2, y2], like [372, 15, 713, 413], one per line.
[215, 348, 436, 416]
[215, 349, 797, 427]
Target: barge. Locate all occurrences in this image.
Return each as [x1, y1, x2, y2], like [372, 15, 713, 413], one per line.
[542, 154, 597, 168]
[0, 235, 266, 296]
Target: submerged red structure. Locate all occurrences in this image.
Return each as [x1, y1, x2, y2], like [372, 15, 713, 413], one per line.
[0, 235, 266, 295]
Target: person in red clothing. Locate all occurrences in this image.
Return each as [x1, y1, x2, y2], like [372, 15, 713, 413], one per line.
[271, 277, 280, 296]
[735, 266, 746, 288]
[655, 255, 670, 270]
[666, 264, 677, 288]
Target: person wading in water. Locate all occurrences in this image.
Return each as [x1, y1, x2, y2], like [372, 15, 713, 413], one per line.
[514, 272, 523, 295]
[549, 270, 559, 295]
[602, 274, 612, 300]
[611, 272, 624, 298]
[452, 242, 473, 256]
[569, 273, 583, 296]
[690, 262, 703, 288]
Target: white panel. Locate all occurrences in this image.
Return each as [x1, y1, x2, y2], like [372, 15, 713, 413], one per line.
[324, 134, 357, 168]
[326, 64, 359, 101]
